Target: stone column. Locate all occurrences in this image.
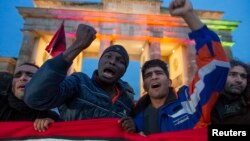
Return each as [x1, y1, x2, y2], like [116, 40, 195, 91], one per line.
[223, 47, 233, 59]
[185, 44, 196, 85]
[99, 37, 111, 57]
[148, 41, 161, 59]
[16, 31, 38, 67]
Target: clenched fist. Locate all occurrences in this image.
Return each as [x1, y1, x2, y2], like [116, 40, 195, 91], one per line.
[63, 24, 97, 62]
[169, 0, 193, 17]
[74, 24, 97, 50]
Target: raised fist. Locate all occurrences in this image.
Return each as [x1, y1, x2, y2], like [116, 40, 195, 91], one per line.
[169, 0, 193, 17]
[74, 24, 97, 50]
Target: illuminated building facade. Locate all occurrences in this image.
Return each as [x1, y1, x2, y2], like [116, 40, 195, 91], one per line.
[5, 0, 238, 95]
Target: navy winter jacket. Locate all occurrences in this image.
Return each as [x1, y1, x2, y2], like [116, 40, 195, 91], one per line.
[24, 55, 134, 121]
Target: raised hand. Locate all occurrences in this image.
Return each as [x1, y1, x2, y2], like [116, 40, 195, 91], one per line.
[63, 24, 97, 62]
[73, 24, 97, 50]
[169, 0, 193, 17]
[169, 0, 203, 30]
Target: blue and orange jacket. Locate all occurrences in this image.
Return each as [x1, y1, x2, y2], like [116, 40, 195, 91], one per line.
[134, 25, 230, 132]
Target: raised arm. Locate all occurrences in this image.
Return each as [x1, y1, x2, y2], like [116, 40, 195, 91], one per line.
[24, 24, 96, 110]
[170, 0, 229, 126]
[169, 0, 203, 30]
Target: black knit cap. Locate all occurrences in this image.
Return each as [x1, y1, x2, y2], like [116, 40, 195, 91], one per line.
[101, 45, 129, 69]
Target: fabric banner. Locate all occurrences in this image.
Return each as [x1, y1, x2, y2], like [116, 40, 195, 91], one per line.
[0, 118, 207, 141]
[45, 21, 66, 57]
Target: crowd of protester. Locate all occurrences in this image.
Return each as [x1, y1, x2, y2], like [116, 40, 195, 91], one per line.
[0, 0, 249, 137]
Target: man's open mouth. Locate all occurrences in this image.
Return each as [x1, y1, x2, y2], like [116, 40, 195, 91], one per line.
[103, 68, 116, 78]
[151, 83, 161, 89]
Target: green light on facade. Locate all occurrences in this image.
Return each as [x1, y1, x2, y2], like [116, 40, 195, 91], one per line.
[201, 19, 239, 31]
[222, 41, 234, 47]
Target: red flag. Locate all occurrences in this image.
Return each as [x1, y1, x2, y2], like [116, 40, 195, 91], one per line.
[0, 118, 208, 141]
[45, 21, 66, 57]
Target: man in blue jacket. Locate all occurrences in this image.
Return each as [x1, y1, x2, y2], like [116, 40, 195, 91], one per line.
[120, 0, 229, 135]
[24, 24, 134, 120]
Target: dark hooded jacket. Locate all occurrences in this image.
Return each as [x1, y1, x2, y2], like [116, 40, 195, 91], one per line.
[0, 89, 59, 121]
[211, 92, 250, 125]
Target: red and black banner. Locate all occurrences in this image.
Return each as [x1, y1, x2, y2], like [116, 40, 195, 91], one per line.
[0, 118, 207, 141]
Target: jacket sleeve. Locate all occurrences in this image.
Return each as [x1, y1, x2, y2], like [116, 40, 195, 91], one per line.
[24, 54, 79, 110]
[37, 110, 61, 121]
[182, 25, 230, 127]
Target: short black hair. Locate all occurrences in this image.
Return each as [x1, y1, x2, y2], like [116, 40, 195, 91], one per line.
[141, 59, 169, 79]
[18, 62, 40, 69]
